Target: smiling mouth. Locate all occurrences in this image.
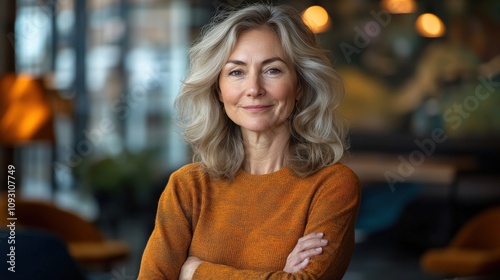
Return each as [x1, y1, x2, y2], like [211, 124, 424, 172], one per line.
[243, 105, 272, 112]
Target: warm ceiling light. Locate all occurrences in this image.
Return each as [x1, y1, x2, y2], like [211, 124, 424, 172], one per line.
[302, 5, 331, 34]
[0, 74, 54, 144]
[415, 13, 446, 38]
[381, 0, 417, 14]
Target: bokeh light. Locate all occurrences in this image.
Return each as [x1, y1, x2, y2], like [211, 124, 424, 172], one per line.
[381, 0, 418, 14]
[302, 5, 331, 33]
[415, 13, 446, 38]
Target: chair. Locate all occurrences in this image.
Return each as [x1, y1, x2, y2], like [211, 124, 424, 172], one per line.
[420, 206, 500, 277]
[0, 229, 86, 280]
[0, 194, 130, 269]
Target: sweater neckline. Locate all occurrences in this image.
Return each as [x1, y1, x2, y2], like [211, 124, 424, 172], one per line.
[236, 167, 292, 181]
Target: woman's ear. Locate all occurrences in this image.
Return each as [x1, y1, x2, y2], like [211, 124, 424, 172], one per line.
[215, 82, 223, 102]
[215, 77, 224, 102]
[296, 81, 303, 101]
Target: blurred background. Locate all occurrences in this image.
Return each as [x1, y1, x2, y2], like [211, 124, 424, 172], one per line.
[0, 0, 499, 279]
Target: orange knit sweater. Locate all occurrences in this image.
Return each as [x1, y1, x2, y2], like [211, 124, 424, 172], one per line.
[138, 162, 360, 280]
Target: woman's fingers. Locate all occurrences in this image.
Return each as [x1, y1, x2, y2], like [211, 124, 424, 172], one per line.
[283, 232, 328, 273]
[296, 257, 310, 271]
[179, 256, 203, 280]
[298, 232, 324, 242]
[288, 243, 326, 265]
[292, 234, 328, 253]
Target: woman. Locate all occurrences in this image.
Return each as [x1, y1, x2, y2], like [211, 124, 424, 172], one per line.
[139, 4, 360, 280]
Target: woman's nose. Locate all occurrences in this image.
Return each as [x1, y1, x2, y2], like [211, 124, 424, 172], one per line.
[245, 73, 264, 97]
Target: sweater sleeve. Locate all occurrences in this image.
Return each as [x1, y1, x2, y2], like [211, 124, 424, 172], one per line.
[138, 170, 194, 280]
[192, 166, 361, 280]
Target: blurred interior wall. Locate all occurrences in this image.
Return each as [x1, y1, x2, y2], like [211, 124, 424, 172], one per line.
[0, 1, 16, 75]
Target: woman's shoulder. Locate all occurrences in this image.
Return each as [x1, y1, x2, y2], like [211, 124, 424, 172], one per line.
[174, 162, 204, 173]
[317, 163, 359, 183]
[311, 163, 360, 196]
[164, 163, 211, 195]
[171, 162, 209, 181]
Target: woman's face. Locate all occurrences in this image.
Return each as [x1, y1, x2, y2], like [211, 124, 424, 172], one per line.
[218, 27, 300, 134]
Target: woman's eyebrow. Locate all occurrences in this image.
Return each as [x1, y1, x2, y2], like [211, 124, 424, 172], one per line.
[225, 57, 286, 66]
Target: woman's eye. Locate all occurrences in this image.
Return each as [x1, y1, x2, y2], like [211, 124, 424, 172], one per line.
[229, 70, 243, 76]
[267, 68, 282, 75]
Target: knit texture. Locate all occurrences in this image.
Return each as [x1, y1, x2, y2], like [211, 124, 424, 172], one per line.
[138, 162, 360, 279]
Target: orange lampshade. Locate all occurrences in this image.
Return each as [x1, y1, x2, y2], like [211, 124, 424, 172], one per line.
[0, 73, 55, 145]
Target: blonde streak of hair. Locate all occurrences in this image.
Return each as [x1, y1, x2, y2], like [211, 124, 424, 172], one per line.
[292, 61, 346, 170]
[297, 69, 335, 137]
[201, 120, 244, 180]
[177, 27, 235, 138]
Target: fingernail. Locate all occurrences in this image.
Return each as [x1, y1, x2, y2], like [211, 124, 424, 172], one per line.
[316, 232, 324, 237]
[321, 239, 328, 244]
[316, 247, 322, 252]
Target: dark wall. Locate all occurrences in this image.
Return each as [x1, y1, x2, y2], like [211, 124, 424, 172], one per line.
[0, 1, 16, 75]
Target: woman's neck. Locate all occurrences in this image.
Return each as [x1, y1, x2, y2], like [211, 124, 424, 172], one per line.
[241, 127, 290, 175]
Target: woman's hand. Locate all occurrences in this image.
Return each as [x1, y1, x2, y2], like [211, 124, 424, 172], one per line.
[283, 232, 328, 273]
[179, 256, 203, 280]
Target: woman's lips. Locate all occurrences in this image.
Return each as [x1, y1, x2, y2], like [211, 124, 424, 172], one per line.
[243, 105, 272, 112]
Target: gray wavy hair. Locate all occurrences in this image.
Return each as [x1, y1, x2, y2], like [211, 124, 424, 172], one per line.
[175, 4, 347, 180]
